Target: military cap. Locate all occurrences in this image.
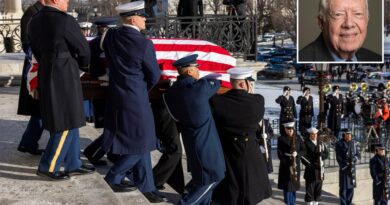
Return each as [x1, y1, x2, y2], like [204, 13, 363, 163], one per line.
[283, 86, 291, 92]
[341, 128, 352, 134]
[172, 54, 198, 69]
[115, 1, 148, 17]
[79, 22, 92, 29]
[303, 87, 310, 93]
[94, 17, 117, 28]
[375, 143, 385, 149]
[227, 67, 255, 81]
[332, 85, 340, 92]
[307, 127, 318, 134]
[283, 121, 295, 128]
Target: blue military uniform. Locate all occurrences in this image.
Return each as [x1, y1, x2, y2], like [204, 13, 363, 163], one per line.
[335, 131, 361, 205]
[100, 1, 161, 195]
[164, 54, 225, 205]
[370, 144, 390, 205]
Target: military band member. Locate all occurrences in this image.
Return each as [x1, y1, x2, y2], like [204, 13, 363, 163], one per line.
[370, 143, 390, 205]
[164, 54, 225, 205]
[28, 0, 95, 180]
[296, 87, 314, 136]
[336, 129, 361, 205]
[326, 85, 345, 138]
[100, 1, 165, 203]
[276, 86, 297, 135]
[17, 0, 45, 155]
[277, 121, 305, 205]
[301, 127, 329, 205]
[210, 67, 272, 205]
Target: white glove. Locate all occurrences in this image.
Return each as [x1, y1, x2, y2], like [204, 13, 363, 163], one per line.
[262, 133, 268, 139]
[292, 151, 297, 157]
[259, 145, 266, 153]
[341, 114, 344, 119]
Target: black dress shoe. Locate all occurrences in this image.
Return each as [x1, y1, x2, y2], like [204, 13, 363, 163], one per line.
[85, 155, 107, 166]
[66, 164, 96, 176]
[104, 178, 137, 192]
[17, 146, 44, 155]
[36, 170, 70, 181]
[156, 185, 166, 190]
[143, 191, 168, 203]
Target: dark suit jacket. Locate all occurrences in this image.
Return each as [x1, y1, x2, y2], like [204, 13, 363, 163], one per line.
[299, 33, 381, 62]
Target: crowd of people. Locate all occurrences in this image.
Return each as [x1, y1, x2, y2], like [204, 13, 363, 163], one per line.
[14, 0, 390, 205]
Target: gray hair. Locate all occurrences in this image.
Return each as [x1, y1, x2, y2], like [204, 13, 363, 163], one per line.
[318, 0, 369, 21]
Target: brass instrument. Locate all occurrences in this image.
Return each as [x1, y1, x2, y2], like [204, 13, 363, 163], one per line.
[387, 81, 390, 90]
[361, 82, 368, 92]
[348, 140, 357, 187]
[323, 83, 332, 93]
[290, 134, 298, 183]
[350, 82, 358, 92]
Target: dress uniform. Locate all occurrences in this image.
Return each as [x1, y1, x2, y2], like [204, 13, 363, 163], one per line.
[28, 2, 94, 180]
[83, 17, 118, 166]
[296, 87, 314, 136]
[16, 0, 44, 155]
[301, 127, 329, 205]
[335, 129, 361, 205]
[210, 67, 272, 205]
[99, 2, 165, 202]
[275, 86, 297, 135]
[370, 144, 390, 205]
[164, 54, 225, 205]
[277, 121, 305, 205]
[326, 85, 345, 138]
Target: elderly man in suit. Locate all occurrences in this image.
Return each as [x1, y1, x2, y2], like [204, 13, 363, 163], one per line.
[99, 1, 165, 203]
[164, 54, 225, 205]
[299, 0, 381, 62]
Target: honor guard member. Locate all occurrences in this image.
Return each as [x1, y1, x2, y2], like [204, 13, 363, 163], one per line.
[370, 143, 390, 205]
[83, 17, 118, 166]
[164, 54, 225, 205]
[79, 21, 92, 37]
[28, 0, 95, 180]
[296, 87, 314, 136]
[210, 67, 272, 205]
[99, 1, 166, 203]
[336, 129, 361, 205]
[17, 0, 45, 155]
[277, 121, 305, 205]
[301, 127, 329, 205]
[276, 86, 297, 135]
[325, 85, 345, 138]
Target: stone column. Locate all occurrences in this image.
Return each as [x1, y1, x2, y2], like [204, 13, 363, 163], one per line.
[4, 0, 23, 19]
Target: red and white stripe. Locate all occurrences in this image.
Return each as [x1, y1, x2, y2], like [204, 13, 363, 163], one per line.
[27, 55, 38, 94]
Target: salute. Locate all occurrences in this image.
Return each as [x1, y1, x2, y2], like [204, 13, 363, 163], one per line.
[276, 86, 297, 135]
[326, 85, 345, 138]
[296, 87, 314, 136]
[301, 127, 329, 205]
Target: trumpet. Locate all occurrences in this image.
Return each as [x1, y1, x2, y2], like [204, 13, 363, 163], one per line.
[323, 83, 332, 93]
[361, 82, 368, 92]
[350, 82, 358, 92]
[387, 81, 390, 90]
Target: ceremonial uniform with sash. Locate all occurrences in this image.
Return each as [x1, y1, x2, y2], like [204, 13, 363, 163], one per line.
[296, 87, 314, 136]
[277, 122, 305, 205]
[17, 0, 44, 155]
[100, 2, 162, 201]
[164, 54, 225, 205]
[301, 128, 329, 205]
[28, 4, 93, 179]
[211, 67, 272, 205]
[275, 86, 297, 135]
[370, 144, 390, 205]
[335, 129, 360, 205]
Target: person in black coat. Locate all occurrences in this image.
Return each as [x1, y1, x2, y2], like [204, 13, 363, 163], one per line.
[370, 143, 390, 205]
[277, 121, 305, 205]
[16, 0, 45, 156]
[28, 0, 94, 180]
[177, 0, 203, 36]
[335, 129, 361, 205]
[276, 86, 297, 136]
[296, 87, 314, 136]
[301, 127, 329, 205]
[210, 67, 272, 205]
[325, 85, 345, 138]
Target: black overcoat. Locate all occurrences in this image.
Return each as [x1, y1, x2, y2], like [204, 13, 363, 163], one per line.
[28, 6, 90, 132]
[326, 94, 345, 134]
[277, 133, 305, 192]
[210, 89, 272, 205]
[302, 138, 329, 181]
[275, 95, 297, 134]
[296, 95, 314, 135]
[370, 154, 390, 201]
[100, 26, 161, 155]
[17, 1, 43, 116]
[164, 76, 225, 186]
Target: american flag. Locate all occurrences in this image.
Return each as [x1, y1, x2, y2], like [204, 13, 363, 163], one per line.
[27, 38, 236, 92]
